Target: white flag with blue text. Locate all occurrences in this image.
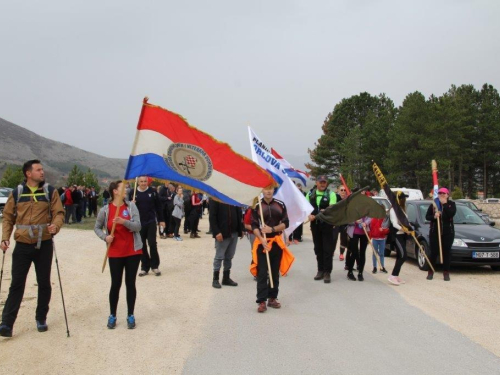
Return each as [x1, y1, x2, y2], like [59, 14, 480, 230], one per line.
[248, 127, 313, 236]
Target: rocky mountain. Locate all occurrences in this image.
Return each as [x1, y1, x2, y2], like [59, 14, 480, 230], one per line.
[0, 117, 127, 185]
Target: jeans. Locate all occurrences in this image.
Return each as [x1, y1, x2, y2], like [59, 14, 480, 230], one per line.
[213, 232, 239, 271]
[372, 239, 386, 268]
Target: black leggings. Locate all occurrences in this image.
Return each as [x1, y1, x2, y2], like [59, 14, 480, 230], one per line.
[173, 217, 181, 237]
[392, 234, 408, 276]
[109, 255, 141, 316]
[347, 234, 368, 273]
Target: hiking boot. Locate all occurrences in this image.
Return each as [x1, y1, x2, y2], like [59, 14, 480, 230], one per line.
[314, 271, 324, 280]
[194, 233, 201, 238]
[212, 271, 221, 289]
[127, 315, 136, 329]
[0, 324, 13, 337]
[347, 272, 356, 281]
[168, 234, 174, 238]
[138, 270, 148, 277]
[444, 272, 450, 281]
[257, 302, 267, 313]
[426, 271, 434, 280]
[36, 320, 48, 332]
[152, 269, 161, 276]
[184, 229, 189, 234]
[372, 267, 377, 274]
[324, 273, 331, 283]
[388, 276, 400, 286]
[222, 270, 238, 286]
[358, 273, 364, 282]
[190, 233, 196, 238]
[267, 298, 281, 309]
[107, 315, 117, 329]
[380, 267, 388, 274]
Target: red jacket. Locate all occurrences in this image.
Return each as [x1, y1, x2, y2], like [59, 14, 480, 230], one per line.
[370, 217, 389, 239]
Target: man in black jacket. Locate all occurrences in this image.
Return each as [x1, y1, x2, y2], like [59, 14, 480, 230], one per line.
[130, 177, 165, 277]
[209, 200, 243, 288]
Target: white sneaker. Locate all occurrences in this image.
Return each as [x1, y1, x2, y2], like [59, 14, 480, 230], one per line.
[388, 276, 400, 286]
[396, 277, 406, 284]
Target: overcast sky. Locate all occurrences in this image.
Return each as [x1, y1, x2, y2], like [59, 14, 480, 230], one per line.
[1, 1, 499, 168]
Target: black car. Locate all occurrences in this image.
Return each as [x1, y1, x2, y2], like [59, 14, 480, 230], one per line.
[455, 199, 495, 226]
[387, 200, 500, 271]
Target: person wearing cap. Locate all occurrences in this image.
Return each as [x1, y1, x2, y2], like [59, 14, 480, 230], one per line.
[306, 175, 337, 283]
[425, 187, 456, 281]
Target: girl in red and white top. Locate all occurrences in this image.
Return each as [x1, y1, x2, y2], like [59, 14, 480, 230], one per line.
[94, 181, 142, 330]
[369, 209, 390, 274]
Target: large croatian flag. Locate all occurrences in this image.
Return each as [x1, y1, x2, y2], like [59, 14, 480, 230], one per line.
[248, 127, 313, 235]
[125, 99, 275, 207]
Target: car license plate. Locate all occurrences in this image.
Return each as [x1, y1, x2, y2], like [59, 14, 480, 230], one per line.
[472, 251, 500, 259]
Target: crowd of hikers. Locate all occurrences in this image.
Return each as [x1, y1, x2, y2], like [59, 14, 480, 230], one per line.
[0, 160, 456, 337]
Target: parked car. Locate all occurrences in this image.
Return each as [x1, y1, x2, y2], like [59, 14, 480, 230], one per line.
[379, 187, 423, 201]
[456, 199, 495, 226]
[386, 200, 500, 271]
[372, 196, 391, 210]
[484, 198, 500, 203]
[0, 190, 9, 218]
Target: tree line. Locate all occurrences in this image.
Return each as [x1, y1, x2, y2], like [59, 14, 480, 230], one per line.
[0, 164, 100, 192]
[307, 83, 500, 199]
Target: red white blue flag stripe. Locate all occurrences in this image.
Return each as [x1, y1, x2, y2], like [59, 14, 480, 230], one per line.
[125, 99, 275, 207]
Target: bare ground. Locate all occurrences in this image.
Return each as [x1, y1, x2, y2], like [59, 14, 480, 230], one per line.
[1, 218, 499, 373]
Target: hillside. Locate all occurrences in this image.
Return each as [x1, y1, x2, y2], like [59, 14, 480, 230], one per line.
[0, 117, 127, 185]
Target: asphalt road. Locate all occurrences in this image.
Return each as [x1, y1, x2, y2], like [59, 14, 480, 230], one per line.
[183, 236, 500, 375]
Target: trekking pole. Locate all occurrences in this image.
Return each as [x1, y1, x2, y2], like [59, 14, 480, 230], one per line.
[52, 238, 70, 337]
[0, 251, 5, 299]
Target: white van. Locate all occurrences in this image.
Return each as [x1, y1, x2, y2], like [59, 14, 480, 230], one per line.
[379, 187, 424, 201]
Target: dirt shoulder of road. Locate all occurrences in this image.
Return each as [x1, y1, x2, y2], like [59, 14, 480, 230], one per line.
[0, 215, 217, 374]
[374, 249, 500, 358]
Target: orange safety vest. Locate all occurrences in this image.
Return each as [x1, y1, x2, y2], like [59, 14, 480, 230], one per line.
[250, 235, 295, 277]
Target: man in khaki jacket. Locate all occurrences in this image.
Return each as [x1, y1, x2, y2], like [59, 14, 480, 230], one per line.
[0, 160, 64, 337]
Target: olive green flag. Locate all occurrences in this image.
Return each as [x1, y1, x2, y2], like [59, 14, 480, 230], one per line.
[315, 187, 386, 226]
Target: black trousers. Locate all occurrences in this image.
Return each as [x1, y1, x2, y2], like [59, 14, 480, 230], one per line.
[310, 222, 335, 273]
[392, 234, 408, 276]
[339, 227, 348, 255]
[347, 234, 368, 273]
[256, 242, 282, 303]
[289, 224, 303, 241]
[108, 255, 141, 316]
[189, 208, 200, 232]
[1, 240, 53, 327]
[430, 233, 453, 272]
[140, 222, 159, 272]
[173, 217, 181, 237]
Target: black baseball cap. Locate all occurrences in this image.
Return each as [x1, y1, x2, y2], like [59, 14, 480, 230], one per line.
[316, 175, 328, 182]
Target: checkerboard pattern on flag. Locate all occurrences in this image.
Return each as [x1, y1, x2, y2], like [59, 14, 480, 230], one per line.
[124, 98, 276, 206]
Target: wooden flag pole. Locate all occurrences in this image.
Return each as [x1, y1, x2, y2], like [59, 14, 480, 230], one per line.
[435, 206, 444, 265]
[410, 232, 436, 273]
[432, 160, 444, 264]
[258, 197, 274, 289]
[102, 181, 126, 273]
[132, 177, 139, 202]
[363, 226, 382, 271]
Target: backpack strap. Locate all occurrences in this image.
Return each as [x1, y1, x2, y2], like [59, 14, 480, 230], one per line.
[43, 183, 54, 221]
